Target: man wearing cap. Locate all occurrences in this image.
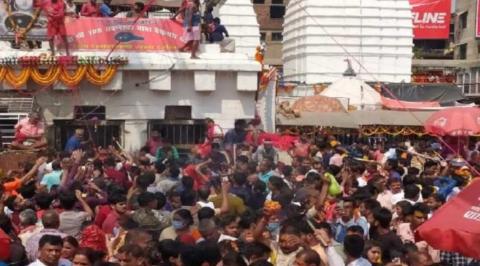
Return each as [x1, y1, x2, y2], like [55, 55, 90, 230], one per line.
[11, 112, 47, 150]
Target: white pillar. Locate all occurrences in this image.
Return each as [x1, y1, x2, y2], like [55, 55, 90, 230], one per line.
[123, 120, 148, 152]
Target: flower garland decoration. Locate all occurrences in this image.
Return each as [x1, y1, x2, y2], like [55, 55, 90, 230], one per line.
[30, 67, 62, 86]
[0, 68, 6, 80]
[359, 126, 426, 137]
[59, 66, 87, 87]
[5, 67, 31, 88]
[85, 65, 117, 86]
[0, 66, 118, 88]
[0, 55, 128, 66]
[0, 55, 128, 88]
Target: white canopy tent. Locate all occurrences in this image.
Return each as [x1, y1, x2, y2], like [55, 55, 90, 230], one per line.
[320, 76, 382, 110]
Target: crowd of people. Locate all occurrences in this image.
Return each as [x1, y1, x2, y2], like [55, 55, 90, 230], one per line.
[2, 114, 480, 266]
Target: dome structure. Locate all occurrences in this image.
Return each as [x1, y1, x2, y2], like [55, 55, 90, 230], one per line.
[320, 65, 382, 110]
[283, 0, 414, 84]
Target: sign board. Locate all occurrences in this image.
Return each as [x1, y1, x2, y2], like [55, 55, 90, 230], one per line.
[0, 1, 186, 51]
[66, 18, 186, 52]
[409, 0, 451, 39]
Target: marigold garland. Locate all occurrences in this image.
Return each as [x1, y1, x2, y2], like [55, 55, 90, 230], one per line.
[0, 65, 120, 88]
[30, 67, 61, 86]
[85, 65, 117, 86]
[359, 126, 426, 136]
[59, 66, 87, 87]
[0, 68, 6, 80]
[5, 67, 31, 88]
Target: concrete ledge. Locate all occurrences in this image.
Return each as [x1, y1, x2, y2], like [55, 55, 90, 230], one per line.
[195, 71, 216, 91]
[237, 71, 258, 91]
[149, 71, 171, 91]
[101, 71, 123, 91]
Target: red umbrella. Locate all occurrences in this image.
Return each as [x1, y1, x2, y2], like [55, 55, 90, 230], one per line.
[417, 179, 480, 259]
[424, 107, 480, 136]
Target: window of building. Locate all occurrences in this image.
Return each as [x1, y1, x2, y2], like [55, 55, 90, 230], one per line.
[270, 5, 285, 18]
[260, 32, 266, 41]
[149, 121, 206, 145]
[165, 106, 192, 120]
[53, 120, 122, 151]
[252, 0, 265, 4]
[73, 105, 106, 120]
[460, 12, 468, 29]
[271, 0, 283, 4]
[459, 43, 467, 59]
[271, 32, 283, 41]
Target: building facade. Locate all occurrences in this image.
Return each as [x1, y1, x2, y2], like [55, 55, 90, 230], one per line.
[252, 0, 288, 66]
[282, 0, 414, 84]
[455, 0, 480, 97]
[0, 0, 262, 151]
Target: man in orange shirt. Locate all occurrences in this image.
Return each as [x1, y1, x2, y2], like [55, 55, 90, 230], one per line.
[2, 157, 47, 196]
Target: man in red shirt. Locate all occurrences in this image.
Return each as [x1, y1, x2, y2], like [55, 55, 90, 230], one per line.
[42, 0, 69, 55]
[80, 0, 99, 17]
[104, 156, 130, 190]
[102, 193, 127, 235]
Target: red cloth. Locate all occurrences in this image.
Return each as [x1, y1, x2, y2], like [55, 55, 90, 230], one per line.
[80, 2, 99, 17]
[381, 96, 441, 110]
[94, 205, 112, 228]
[102, 211, 119, 235]
[417, 178, 480, 259]
[0, 229, 11, 261]
[184, 164, 207, 191]
[15, 132, 40, 143]
[80, 225, 107, 252]
[197, 142, 212, 159]
[245, 132, 298, 151]
[104, 168, 130, 189]
[177, 232, 196, 245]
[42, 0, 66, 38]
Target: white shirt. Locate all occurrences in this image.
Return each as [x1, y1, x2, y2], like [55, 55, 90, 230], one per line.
[29, 259, 72, 266]
[327, 246, 345, 266]
[197, 201, 215, 210]
[347, 257, 372, 266]
[356, 177, 367, 188]
[218, 234, 237, 243]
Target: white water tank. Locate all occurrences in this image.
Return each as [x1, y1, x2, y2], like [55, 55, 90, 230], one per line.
[283, 0, 414, 84]
[217, 0, 261, 58]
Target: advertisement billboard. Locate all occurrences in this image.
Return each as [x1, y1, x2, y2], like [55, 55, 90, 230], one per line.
[66, 18, 186, 52]
[410, 0, 451, 39]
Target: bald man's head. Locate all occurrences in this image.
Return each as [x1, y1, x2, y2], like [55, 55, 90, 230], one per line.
[41, 210, 60, 229]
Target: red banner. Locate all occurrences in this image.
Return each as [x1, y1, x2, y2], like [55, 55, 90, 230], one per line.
[409, 0, 451, 39]
[476, 0, 480, 38]
[65, 18, 186, 51]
